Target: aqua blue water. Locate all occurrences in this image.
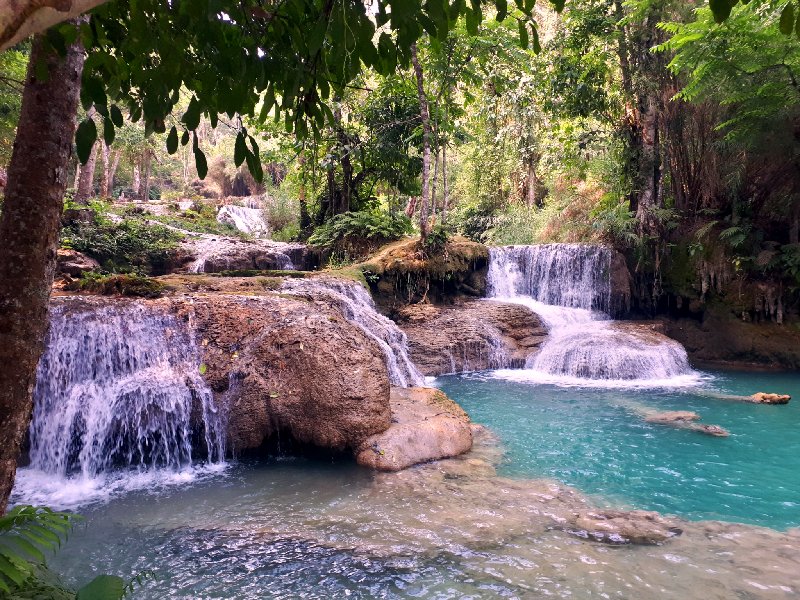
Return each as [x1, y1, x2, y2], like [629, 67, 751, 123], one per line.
[437, 370, 800, 530]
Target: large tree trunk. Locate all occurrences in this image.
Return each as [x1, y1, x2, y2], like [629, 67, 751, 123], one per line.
[0, 26, 86, 513]
[411, 42, 431, 240]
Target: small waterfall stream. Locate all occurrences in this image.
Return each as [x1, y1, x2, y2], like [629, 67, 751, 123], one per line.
[488, 245, 699, 385]
[13, 300, 226, 507]
[281, 278, 425, 388]
[216, 205, 270, 237]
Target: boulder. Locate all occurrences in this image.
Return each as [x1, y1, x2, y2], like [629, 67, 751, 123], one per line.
[566, 509, 683, 545]
[355, 387, 473, 471]
[187, 294, 391, 452]
[396, 299, 547, 375]
[56, 248, 100, 277]
[750, 392, 791, 404]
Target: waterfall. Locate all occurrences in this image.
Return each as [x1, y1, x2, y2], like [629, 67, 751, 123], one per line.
[487, 245, 699, 385]
[281, 278, 425, 387]
[217, 205, 270, 237]
[13, 300, 226, 507]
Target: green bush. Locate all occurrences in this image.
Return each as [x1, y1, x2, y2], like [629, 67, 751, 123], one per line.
[308, 210, 412, 259]
[61, 209, 183, 274]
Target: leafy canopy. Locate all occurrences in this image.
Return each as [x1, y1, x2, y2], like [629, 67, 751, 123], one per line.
[41, 0, 561, 179]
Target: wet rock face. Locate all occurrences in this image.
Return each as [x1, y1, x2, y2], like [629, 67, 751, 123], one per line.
[396, 299, 547, 376]
[750, 392, 791, 404]
[566, 510, 683, 545]
[187, 294, 391, 452]
[609, 251, 633, 318]
[56, 248, 100, 277]
[355, 387, 473, 471]
[175, 236, 320, 273]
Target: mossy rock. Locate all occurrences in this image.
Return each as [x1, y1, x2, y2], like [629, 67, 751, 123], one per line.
[357, 236, 489, 306]
[66, 273, 166, 298]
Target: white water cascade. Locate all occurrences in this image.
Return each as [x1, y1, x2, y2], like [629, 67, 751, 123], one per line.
[217, 205, 270, 237]
[13, 300, 226, 508]
[487, 245, 699, 386]
[281, 278, 425, 387]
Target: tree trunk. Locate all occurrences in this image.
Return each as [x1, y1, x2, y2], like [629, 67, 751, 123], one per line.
[441, 144, 449, 224]
[0, 25, 86, 513]
[431, 146, 439, 222]
[108, 149, 121, 198]
[100, 142, 111, 197]
[411, 42, 431, 240]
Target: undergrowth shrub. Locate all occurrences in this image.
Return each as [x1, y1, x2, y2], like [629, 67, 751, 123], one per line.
[308, 210, 412, 260]
[61, 209, 183, 274]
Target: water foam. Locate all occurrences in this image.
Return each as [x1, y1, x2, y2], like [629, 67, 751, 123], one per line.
[12, 299, 227, 508]
[281, 278, 424, 387]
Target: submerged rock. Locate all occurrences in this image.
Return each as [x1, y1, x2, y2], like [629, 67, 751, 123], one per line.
[396, 299, 547, 375]
[566, 510, 683, 545]
[355, 387, 473, 471]
[644, 411, 701, 424]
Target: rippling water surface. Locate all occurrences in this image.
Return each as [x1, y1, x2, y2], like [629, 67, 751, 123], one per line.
[18, 369, 800, 599]
[439, 369, 800, 529]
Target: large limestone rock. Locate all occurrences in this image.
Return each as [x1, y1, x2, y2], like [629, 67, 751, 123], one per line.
[396, 299, 547, 375]
[355, 387, 472, 471]
[185, 293, 392, 451]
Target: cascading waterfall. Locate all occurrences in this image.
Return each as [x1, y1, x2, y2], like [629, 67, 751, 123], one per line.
[281, 278, 425, 387]
[217, 205, 270, 237]
[13, 300, 226, 507]
[488, 245, 698, 385]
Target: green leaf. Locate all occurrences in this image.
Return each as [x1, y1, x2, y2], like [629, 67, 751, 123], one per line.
[109, 104, 124, 128]
[166, 126, 179, 154]
[531, 24, 541, 53]
[518, 20, 529, 49]
[183, 96, 201, 130]
[103, 117, 115, 146]
[76, 574, 126, 600]
[495, 0, 507, 21]
[198, 363, 207, 375]
[796, 9, 800, 37]
[234, 132, 247, 167]
[75, 119, 97, 165]
[780, 3, 795, 35]
[709, 0, 733, 23]
[194, 147, 208, 179]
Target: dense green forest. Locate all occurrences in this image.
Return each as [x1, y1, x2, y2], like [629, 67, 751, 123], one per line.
[3, 0, 799, 325]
